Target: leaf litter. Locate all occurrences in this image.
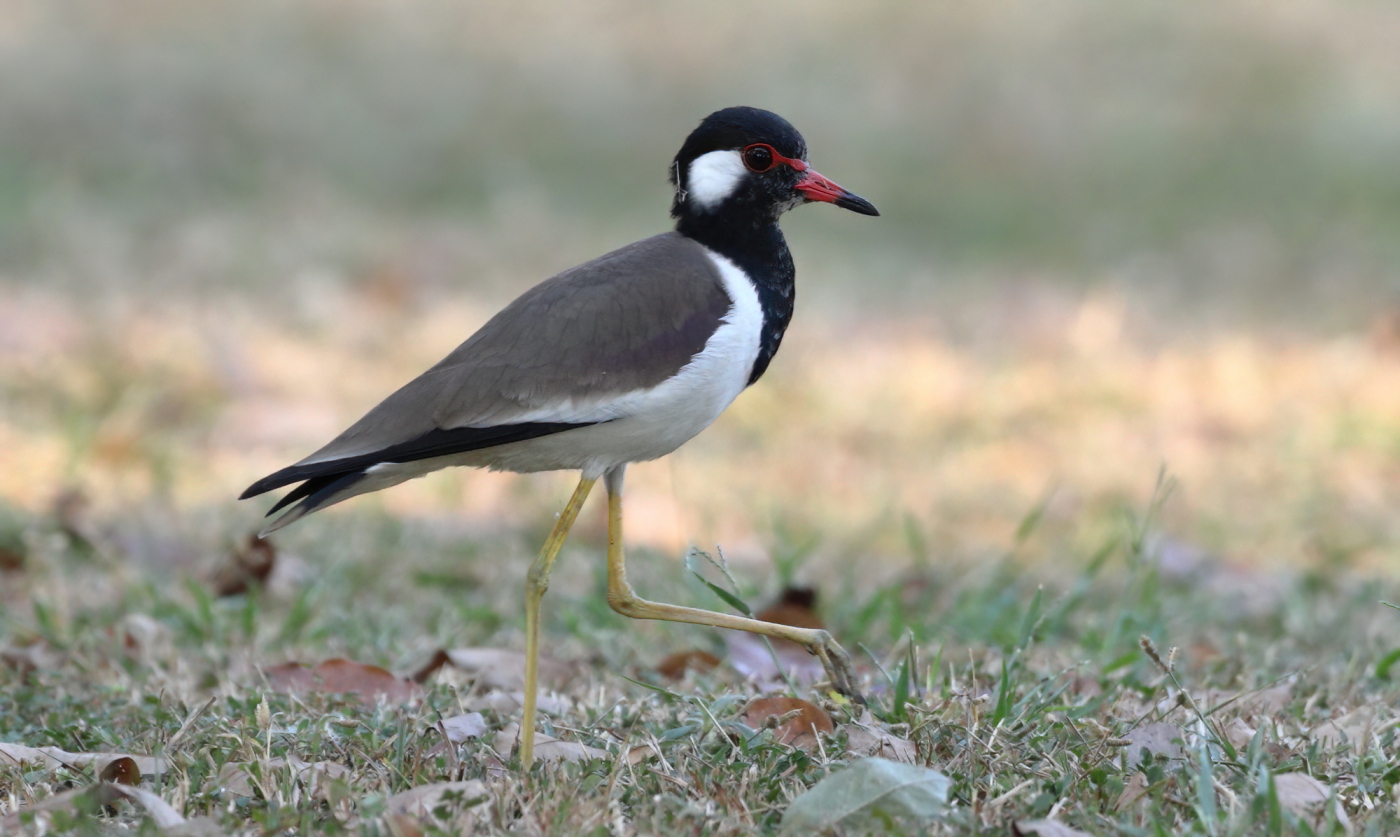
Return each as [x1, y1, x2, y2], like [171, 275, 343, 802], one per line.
[741, 696, 834, 750]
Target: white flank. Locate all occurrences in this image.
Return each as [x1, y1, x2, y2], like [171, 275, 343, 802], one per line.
[685, 149, 747, 211]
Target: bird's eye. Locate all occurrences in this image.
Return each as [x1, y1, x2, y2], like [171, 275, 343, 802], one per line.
[742, 144, 777, 173]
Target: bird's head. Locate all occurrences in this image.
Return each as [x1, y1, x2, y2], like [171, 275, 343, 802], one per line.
[670, 106, 879, 221]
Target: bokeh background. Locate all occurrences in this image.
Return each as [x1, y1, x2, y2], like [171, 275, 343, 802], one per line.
[4, 0, 1400, 580]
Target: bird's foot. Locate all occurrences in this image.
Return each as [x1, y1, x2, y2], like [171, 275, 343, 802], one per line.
[812, 631, 864, 705]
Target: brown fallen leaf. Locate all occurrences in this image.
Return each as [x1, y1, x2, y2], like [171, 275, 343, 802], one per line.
[0, 545, 23, 572]
[439, 713, 488, 742]
[492, 722, 610, 764]
[1311, 706, 1374, 753]
[385, 779, 491, 822]
[1121, 723, 1186, 768]
[1113, 771, 1152, 813]
[121, 613, 172, 659]
[742, 696, 834, 751]
[385, 813, 425, 837]
[216, 756, 351, 801]
[215, 762, 261, 799]
[211, 533, 277, 596]
[463, 690, 569, 716]
[0, 641, 62, 674]
[728, 588, 831, 686]
[0, 782, 185, 832]
[442, 648, 570, 691]
[755, 587, 825, 630]
[263, 658, 420, 704]
[1222, 717, 1256, 751]
[1273, 772, 1352, 831]
[845, 711, 917, 763]
[726, 633, 825, 686]
[52, 486, 90, 539]
[1201, 683, 1293, 718]
[409, 649, 453, 683]
[656, 649, 722, 680]
[99, 756, 141, 786]
[0, 742, 165, 777]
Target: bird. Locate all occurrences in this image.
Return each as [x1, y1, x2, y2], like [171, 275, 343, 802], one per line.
[240, 106, 879, 767]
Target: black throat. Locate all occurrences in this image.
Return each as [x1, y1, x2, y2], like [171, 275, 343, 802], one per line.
[675, 211, 795, 386]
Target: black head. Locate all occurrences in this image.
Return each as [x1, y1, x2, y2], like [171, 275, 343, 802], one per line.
[669, 106, 879, 221]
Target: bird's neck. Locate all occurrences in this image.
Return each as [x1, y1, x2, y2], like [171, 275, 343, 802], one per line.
[676, 213, 795, 386]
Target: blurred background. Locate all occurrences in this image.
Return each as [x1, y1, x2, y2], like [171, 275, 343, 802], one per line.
[4, 0, 1400, 581]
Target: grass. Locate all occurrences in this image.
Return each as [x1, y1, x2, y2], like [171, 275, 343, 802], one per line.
[5, 287, 1400, 833]
[2, 472, 1397, 834]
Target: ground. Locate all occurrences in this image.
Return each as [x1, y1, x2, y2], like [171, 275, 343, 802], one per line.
[3, 288, 1399, 835]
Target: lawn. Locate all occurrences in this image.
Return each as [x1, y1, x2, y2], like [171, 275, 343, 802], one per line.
[3, 288, 1399, 834]
[5, 1, 1400, 833]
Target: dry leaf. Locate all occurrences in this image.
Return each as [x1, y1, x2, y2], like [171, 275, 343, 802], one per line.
[1201, 682, 1293, 717]
[492, 722, 609, 764]
[1121, 723, 1186, 767]
[626, 743, 661, 765]
[215, 762, 259, 798]
[0, 782, 185, 832]
[0, 545, 23, 572]
[99, 756, 141, 786]
[1273, 772, 1352, 831]
[439, 713, 488, 742]
[1311, 706, 1375, 752]
[727, 587, 829, 686]
[385, 780, 490, 834]
[1113, 771, 1151, 813]
[463, 690, 569, 716]
[263, 658, 419, 704]
[1223, 717, 1256, 751]
[52, 487, 91, 539]
[742, 696, 834, 750]
[443, 648, 569, 691]
[385, 813, 426, 837]
[0, 742, 165, 777]
[755, 587, 825, 630]
[845, 712, 917, 763]
[1015, 819, 1092, 836]
[655, 649, 721, 680]
[409, 649, 453, 683]
[0, 641, 61, 674]
[121, 613, 172, 659]
[535, 738, 610, 764]
[216, 756, 350, 800]
[211, 534, 276, 596]
[726, 633, 826, 687]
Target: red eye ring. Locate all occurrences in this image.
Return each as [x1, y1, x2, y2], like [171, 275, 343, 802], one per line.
[741, 143, 808, 174]
[742, 144, 777, 172]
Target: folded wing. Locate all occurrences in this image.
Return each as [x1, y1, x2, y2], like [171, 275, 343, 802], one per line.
[242, 233, 732, 531]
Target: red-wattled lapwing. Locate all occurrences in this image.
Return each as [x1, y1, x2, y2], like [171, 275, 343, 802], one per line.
[241, 106, 878, 767]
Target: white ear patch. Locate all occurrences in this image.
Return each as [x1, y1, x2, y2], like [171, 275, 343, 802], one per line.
[685, 150, 747, 211]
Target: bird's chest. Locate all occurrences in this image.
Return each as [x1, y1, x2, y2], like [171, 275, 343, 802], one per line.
[621, 252, 764, 446]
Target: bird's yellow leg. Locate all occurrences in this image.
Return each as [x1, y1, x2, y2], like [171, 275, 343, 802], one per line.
[601, 467, 861, 700]
[521, 475, 595, 769]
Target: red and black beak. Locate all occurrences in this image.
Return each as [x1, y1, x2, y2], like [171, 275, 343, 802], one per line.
[794, 168, 879, 216]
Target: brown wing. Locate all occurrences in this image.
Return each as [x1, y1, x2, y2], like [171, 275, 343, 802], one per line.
[241, 232, 730, 498]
